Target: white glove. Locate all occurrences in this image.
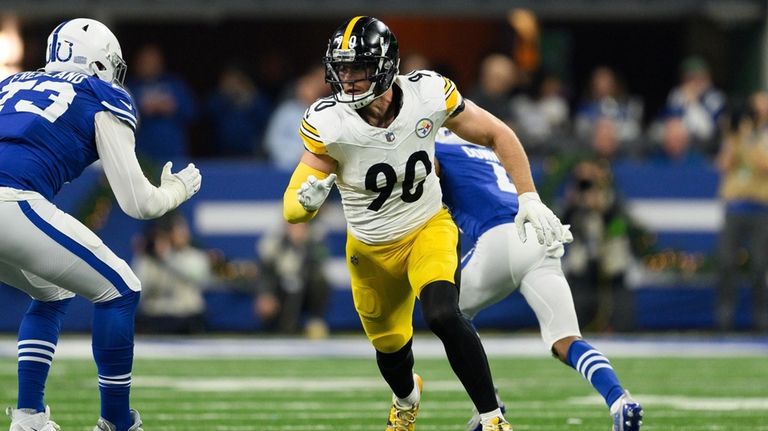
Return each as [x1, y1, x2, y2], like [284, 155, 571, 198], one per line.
[298, 173, 336, 212]
[515, 192, 565, 246]
[160, 161, 202, 205]
[562, 224, 574, 244]
[543, 225, 574, 258]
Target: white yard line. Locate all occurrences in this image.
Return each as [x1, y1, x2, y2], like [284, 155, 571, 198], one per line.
[0, 334, 766, 359]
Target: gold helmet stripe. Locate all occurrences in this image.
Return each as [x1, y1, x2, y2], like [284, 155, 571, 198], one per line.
[341, 16, 365, 49]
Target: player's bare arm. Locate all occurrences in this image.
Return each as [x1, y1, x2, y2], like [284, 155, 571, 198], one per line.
[444, 99, 536, 195]
[444, 99, 565, 245]
[300, 149, 337, 174]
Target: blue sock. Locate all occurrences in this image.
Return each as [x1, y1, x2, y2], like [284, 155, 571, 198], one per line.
[17, 298, 72, 412]
[566, 340, 625, 408]
[92, 291, 139, 431]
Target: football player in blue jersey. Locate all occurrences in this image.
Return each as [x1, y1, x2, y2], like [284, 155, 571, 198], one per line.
[0, 19, 201, 431]
[434, 128, 643, 431]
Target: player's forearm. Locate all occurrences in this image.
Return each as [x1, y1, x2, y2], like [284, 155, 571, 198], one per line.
[445, 100, 537, 194]
[283, 162, 324, 223]
[493, 129, 537, 195]
[94, 112, 181, 219]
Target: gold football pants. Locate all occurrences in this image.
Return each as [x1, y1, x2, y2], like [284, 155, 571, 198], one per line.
[345, 207, 459, 353]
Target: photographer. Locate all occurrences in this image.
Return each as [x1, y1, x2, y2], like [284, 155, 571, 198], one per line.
[561, 160, 635, 331]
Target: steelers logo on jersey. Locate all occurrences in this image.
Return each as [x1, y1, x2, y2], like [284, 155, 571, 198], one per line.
[415, 118, 433, 138]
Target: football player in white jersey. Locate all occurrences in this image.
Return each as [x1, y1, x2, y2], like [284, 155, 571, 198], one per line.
[0, 19, 201, 431]
[434, 129, 644, 431]
[282, 16, 564, 431]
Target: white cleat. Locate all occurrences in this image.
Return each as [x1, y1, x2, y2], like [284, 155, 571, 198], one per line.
[93, 409, 143, 431]
[6, 405, 60, 431]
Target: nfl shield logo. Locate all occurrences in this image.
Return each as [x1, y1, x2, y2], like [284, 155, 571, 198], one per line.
[385, 131, 396, 142]
[415, 119, 433, 138]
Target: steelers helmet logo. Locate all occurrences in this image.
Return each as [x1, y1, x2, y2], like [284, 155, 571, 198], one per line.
[415, 118, 433, 138]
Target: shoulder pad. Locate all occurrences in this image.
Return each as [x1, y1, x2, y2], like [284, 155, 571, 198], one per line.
[299, 97, 343, 154]
[88, 78, 139, 131]
[402, 70, 463, 115]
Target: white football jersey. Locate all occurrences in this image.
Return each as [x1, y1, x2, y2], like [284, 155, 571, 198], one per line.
[300, 70, 463, 244]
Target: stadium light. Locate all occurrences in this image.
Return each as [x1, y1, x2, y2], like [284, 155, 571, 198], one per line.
[0, 16, 23, 80]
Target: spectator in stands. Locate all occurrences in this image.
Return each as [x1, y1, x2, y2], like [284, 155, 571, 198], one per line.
[255, 220, 331, 338]
[664, 56, 726, 155]
[575, 66, 643, 145]
[164, 213, 213, 289]
[132, 215, 209, 334]
[468, 53, 518, 125]
[263, 66, 329, 170]
[127, 44, 196, 161]
[206, 65, 272, 158]
[651, 116, 706, 166]
[561, 160, 635, 331]
[589, 116, 622, 162]
[715, 90, 768, 332]
[510, 72, 570, 154]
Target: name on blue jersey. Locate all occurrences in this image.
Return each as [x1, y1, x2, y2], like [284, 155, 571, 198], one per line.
[10, 71, 89, 85]
[461, 145, 500, 163]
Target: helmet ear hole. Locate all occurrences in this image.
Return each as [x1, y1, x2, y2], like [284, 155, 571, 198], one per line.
[93, 61, 107, 71]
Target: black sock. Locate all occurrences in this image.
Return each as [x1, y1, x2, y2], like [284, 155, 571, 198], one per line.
[420, 281, 497, 413]
[376, 338, 415, 399]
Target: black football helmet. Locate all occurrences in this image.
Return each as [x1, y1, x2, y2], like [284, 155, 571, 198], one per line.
[323, 16, 399, 109]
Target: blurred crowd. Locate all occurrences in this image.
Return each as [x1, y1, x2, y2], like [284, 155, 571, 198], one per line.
[118, 42, 767, 333]
[131, 212, 332, 338]
[123, 43, 740, 170]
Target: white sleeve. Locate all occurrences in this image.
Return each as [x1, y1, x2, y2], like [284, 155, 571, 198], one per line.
[94, 111, 184, 220]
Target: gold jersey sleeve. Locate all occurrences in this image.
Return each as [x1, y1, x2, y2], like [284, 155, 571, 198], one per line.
[299, 116, 326, 155]
[441, 76, 463, 115]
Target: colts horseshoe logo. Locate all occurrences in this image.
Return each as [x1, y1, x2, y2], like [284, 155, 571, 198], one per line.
[55, 41, 74, 62]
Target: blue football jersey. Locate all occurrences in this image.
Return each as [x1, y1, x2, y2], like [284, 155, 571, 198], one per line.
[0, 70, 138, 200]
[435, 129, 519, 244]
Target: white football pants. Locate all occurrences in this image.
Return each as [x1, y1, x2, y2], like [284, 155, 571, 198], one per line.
[459, 222, 581, 349]
[0, 189, 140, 303]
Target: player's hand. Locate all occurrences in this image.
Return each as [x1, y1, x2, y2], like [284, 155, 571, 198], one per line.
[161, 161, 202, 201]
[298, 173, 337, 212]
[515, 192, 564, 246]
[562, 224, 574, 244]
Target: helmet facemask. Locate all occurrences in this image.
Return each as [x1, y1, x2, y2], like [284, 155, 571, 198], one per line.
[91, 50, 127, 86]
[324, 53, 397, 109]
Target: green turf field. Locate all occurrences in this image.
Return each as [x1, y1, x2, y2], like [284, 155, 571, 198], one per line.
[1, 355, 767, 430]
